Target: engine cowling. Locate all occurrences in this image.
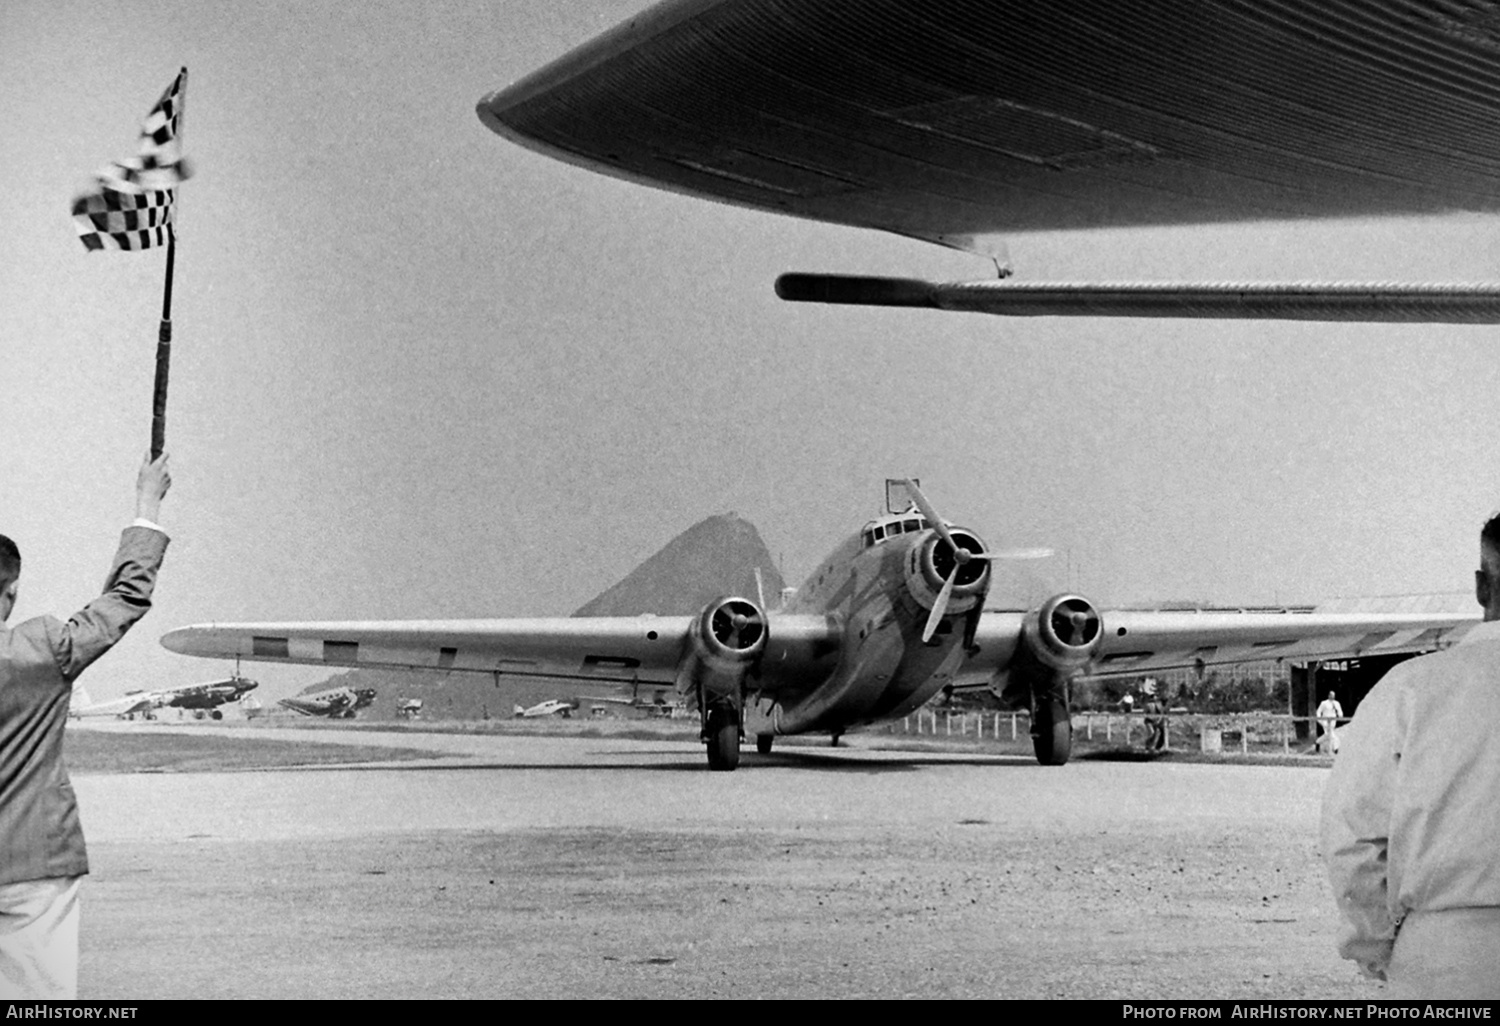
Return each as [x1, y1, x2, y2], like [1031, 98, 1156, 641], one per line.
[995, 593, 1104, 708]
[1023, 593, 1104, 671]
[692, 597, 766, 666]
[904, 527, 992, 613]
[997, 594, 1104, 766]
[680, 597, 768, 707]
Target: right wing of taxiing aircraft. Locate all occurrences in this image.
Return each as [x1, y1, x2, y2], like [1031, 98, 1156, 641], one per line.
[478, 0, 1500, 322]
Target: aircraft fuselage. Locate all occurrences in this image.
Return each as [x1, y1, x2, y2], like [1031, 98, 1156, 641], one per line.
[753, 515, 990, 737]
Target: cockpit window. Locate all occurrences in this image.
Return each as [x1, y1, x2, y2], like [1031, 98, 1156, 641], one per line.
[873, 525, 886, 541]
[887, 521, 903, 536]
[903, 519, 920, 532]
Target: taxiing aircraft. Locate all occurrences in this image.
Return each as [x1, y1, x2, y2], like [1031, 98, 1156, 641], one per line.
[278, 685, 377, 719]
[513, 698, 579, 719]
[71, 676, 259, 721]
[161, 481, 1477, 770]
[477, 0, 1500, 323]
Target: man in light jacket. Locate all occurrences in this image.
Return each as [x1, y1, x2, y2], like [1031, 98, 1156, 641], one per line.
[1321, 513, 1500, 997]
[0, 454, 171, 999]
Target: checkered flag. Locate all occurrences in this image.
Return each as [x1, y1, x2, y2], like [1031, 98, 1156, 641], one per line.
[72, 68, 191, 252]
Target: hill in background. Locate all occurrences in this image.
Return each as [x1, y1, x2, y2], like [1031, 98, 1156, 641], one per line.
[291, 514, 785, 721]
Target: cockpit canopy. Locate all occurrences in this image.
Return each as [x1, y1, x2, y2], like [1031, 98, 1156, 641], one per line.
[861, 513, 932, 549]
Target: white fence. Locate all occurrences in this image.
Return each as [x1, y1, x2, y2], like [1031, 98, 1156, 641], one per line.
[890, 710, 1346, 753]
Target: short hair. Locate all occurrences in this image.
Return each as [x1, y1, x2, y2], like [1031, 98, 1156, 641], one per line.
[1484, 513, 1500, 557]
[0, 534, 18, 593]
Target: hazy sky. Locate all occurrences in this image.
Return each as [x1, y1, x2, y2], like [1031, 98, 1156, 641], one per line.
[5, 1, 1500, 702]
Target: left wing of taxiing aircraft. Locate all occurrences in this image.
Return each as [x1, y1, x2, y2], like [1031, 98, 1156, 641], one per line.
[478, 0, 1500, 321]
[161, 613, 840, 691]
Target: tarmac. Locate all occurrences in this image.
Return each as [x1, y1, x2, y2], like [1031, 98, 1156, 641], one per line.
[69, 722, 1381, 1000]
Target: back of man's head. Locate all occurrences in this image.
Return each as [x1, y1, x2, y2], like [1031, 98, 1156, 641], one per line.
[0, 534, 19, 594]
[1478, 514, 1500, 620]
[1484, 513, 1500, 560]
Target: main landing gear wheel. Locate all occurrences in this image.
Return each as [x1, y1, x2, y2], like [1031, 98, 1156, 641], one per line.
[1032, 699, 1072, 766]
[756, 734, 774, 755]
[706, 709, 741, 771]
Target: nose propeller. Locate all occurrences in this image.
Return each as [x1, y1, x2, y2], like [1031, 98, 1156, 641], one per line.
[904, 479, 1053, 644]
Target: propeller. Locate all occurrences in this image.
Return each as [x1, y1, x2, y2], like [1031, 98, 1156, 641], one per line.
[903, 479, 1054, 643]
[711, 599, 765, 650]
[1049, 597, 1101, 647]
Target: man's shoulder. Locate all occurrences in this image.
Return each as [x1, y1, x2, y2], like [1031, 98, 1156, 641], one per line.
[0, 616, 68, 666]
[5, 615, 67, 640]
[1368, 638, 1500, 704]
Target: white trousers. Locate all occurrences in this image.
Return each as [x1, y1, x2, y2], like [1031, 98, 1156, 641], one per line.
[1317, 719, 1340, 753]
[0, 876, 82, 999]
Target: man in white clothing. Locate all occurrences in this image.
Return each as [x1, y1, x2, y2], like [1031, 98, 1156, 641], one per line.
[1321, 514, 1500, 997]
[1315, 690, 1344, 754]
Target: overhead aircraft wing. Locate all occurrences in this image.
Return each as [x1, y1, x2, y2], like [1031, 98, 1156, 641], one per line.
[160, 614, 839, 691]
[774, 276, 1500, 324]
[481, 0, 1500, 243]
[478, 1, 1500, 321]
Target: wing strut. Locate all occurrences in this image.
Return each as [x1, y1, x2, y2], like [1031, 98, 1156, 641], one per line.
[775, 275, 1500, 324]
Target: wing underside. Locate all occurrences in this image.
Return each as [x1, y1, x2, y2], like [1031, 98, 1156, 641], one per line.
[480, 0, 1500, 243]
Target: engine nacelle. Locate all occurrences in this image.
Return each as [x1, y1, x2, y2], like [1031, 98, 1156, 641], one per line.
[1022, 593, 1104, 672]
[994, 593, 1104, 709]
[679, 597, 768, 708]
[903, 528, 992, 614]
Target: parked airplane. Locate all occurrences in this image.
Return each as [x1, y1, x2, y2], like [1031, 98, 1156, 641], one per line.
[278, 685, 377, 719]
[71, 676, 259, 721]
[513, 698, 578, 719]
[591, 689, 678, 717]
[477, 0, 1500, 323]
[161, 481, 1477, 770]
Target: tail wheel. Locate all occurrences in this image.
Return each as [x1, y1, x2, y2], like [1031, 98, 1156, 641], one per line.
[706, 708, 741, 771]
[1031, 699, 1072, 766]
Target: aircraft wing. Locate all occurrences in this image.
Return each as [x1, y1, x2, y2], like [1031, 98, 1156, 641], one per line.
[479, 1, 1500, 244]
[70, 691, 158, 718]
[1057, 608, 1476, 679]
[160, 614, 839, 690]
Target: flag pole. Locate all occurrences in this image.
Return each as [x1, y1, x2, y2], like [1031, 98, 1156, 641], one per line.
[151, 230, 174, 460]
[149, 67, 185, 462]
